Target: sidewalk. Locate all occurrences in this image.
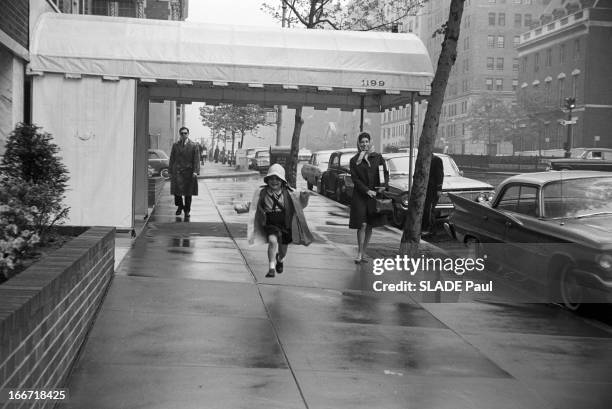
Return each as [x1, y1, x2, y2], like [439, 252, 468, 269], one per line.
[60, 168, 612, 409]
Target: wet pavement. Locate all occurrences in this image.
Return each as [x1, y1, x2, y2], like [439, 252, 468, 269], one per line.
[61, 162, 612, 409]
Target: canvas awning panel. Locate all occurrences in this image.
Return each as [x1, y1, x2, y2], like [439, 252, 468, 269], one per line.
[29, 13, 433, 110]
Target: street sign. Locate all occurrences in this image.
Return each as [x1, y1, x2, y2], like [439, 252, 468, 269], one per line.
[559, 120, 577, 126]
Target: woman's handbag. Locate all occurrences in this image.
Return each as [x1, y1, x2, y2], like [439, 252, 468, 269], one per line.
[374, 197, 393, 214]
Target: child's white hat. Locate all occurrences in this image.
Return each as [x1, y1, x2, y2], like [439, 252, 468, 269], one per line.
[264, 163, 286, 184]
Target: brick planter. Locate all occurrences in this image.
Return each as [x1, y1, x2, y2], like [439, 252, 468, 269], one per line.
[0, 227, 115, 405]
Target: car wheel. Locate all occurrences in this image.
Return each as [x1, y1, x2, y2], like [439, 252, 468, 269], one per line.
[392, 208, 405, 228]
[322, 181, 330, 197]
[307, 181, 313, 190]
[559, 264, 583, 311]
[464, 237, 482, 259]
[160, 168, 170, 179]
[335, 186, 344, 203]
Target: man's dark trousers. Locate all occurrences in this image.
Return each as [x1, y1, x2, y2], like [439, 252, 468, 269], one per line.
[175, 195, 192, 213]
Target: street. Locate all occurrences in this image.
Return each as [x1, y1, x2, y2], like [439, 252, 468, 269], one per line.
[60, 166, 612, 409]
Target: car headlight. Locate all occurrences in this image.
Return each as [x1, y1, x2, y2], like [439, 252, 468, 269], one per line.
[477, 192, 494, 203]
[597, 254, 612, 271]
[400, 192, 410, 208]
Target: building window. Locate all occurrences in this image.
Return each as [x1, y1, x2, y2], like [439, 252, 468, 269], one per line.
[512, 79, 518, 91]
[574, 39, 581, 59]
[572, 73, 579, 97]
[513, 58, 519, 71]
[513, 0, 521, 3]
[545, 48, 552, 67]
[497, 35, 505, 48]
[513, 35, 520, 48]
[464, 36, 470, 50]
[496, 79, 503, 91]
[498, 13, 506, 26]
[522, 56, 528, 73]
[560, 43, 566, 63]
[514, 14, 522, 27]
[489, 0, 496, 3]
[544, 82, 551, 104]
[486, 78, 493, 90]
[487, 57, 494, 70]
[524, 14, 532, 27]
[489, 13, 496, 26]
[496, 57, 504, 70]
[487, 35, 495, 48]
[534, 52, 540, 72]
[558, 78, 565, 106]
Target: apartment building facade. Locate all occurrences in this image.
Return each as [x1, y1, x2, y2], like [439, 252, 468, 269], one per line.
[0, 0, 30, 153]
[517, 0, 612, 150]
[381, 0, 549, 154]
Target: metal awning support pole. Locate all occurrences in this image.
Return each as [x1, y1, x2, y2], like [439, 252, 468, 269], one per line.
[360, 96, 365, 132]
[408, 92, 416, 192]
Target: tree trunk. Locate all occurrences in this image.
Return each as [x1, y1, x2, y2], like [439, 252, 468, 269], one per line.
[286, 106, 304, 188]
[240, 130, 245, 149]
[400, 0, 464, 256]
[231, 130, 236, 165]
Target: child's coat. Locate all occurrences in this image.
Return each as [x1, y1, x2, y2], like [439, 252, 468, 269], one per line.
[247, 186, 313, 246]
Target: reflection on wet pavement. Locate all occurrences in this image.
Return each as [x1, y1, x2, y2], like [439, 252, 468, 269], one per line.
[62, 174, 612, 409]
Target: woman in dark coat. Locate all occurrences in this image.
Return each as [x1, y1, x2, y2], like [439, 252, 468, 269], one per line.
[349, 132, 389, 263]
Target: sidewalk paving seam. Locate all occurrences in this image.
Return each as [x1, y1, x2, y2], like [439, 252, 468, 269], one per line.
[202, 178, 312, 409]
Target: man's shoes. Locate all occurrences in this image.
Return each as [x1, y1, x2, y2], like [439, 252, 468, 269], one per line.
[184, 212, 190, 218]
[276, 255, 284, 274]
[265, 268, 276, 278]
[175, 207, 183, 215]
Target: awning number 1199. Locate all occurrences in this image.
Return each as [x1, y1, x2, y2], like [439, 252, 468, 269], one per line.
[362, 80, 385, 87]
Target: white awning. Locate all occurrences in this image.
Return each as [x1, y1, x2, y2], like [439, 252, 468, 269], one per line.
[29, 13, 434, 110]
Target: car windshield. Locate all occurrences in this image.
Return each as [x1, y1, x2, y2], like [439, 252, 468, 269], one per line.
[150, 150, 168, 159]
[386, 156, 460, 177]
[542, 177, 612, 218]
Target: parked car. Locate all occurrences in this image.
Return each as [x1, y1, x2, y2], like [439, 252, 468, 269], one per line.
[445, 170, 612, 310]
[246, 147, 267, 164]
[381, 152, 494, 227]
[301, 149, 335, 191]
[320, 148, 358, 203]
[298, 148, 312, 161]
[148, 149, 170, 178]
[547, 148, 612, 171]
[252, 149, 271, 173]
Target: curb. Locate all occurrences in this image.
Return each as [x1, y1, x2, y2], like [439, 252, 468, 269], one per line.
[197, 171, 260, 179]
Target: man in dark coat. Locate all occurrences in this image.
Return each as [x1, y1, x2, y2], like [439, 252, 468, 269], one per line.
[169, 127, 200, 217]
[422, 154, 444, 235]
[214, 146, 220, 163]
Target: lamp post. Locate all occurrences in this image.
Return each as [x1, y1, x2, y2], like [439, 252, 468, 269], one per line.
[564, 97, 576, 158]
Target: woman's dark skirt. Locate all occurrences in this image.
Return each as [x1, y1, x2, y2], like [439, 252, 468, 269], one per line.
[264, 211, 293, 244]
[349, 193, 387, 229]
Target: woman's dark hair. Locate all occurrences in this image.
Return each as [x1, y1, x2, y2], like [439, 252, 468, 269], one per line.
[357, 132, 371, 143]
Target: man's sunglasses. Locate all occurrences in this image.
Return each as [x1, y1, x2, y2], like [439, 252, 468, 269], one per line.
[180, 132, 188, 135]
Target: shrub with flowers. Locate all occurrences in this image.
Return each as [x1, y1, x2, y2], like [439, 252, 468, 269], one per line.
[0, 124, 69, 281]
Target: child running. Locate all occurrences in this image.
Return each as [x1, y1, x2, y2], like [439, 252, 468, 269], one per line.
[247, 164, 313, 278]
